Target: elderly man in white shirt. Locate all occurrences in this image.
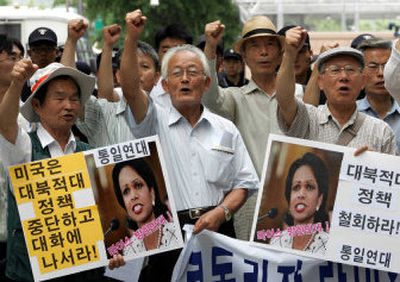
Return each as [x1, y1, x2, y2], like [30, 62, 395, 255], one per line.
[108, 10, 258, 282]
[120, 10, 259, 236]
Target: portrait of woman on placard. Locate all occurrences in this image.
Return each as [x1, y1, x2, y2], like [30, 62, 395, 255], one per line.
[270, 152, 330, 255]
[112, 158, 178, 255]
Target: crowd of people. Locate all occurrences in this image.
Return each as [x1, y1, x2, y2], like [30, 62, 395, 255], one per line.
[1, 7, 400, 282]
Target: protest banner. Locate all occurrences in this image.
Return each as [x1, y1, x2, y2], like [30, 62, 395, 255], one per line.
[172, 228, 398, 281]
[250, 134, 400, 273]
[9, 135, 183, 281]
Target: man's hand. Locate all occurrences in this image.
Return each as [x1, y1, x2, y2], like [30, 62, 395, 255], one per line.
[11, 59, 38, 88]
[108, 254, 125, 270]
[204, 20, 225, 59]
[125, 9, 147, 39]
[193, 207, 225, 234]
[320, 42, 339, 54]
[103, 24, 122, 48]
[353, 145, 369, 156]
[205, 20, 225, 48]
[284, 26, 307, 59]
[67, 18, 88, 42]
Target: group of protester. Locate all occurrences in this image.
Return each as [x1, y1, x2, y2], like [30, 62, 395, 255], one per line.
[1, 7, 400, 282]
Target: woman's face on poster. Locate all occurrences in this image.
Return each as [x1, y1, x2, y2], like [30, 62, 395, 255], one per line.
[119, 165, 156, 227]
[289, 165, 323, 225]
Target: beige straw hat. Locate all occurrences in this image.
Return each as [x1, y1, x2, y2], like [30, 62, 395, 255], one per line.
[234, 15, 284, 53]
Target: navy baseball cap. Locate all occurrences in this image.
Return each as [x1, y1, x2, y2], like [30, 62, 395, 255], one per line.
[223, 48, 242, 60]
[28, 27, 57, 46]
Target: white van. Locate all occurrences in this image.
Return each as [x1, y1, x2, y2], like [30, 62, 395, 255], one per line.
[0, 5, 93, 67]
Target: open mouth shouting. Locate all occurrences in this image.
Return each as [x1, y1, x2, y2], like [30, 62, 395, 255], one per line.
[180, 87, 191, 95]
[337, 85, 351, 94]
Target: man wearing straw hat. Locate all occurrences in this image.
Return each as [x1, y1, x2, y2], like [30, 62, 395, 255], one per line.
[0, 60, 105, 281]
[203, 16, 304, 240]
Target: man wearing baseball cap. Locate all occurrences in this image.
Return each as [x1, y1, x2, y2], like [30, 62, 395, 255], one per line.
[21, 27, 59, 103]
[0, 60, 105, 281]
[202, 16, 303, 240]
[218, 48, 249, 88]
[28, 27, 58, 69]
[276, 27, 396, 154]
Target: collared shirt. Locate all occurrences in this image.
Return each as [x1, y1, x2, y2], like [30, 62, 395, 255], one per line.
[278, 100, 397, 155]
[357, 97, 400, 152]
[0, 123, 77, 170]
[130, 99, 259, 211]
[203, 59, 304, 177]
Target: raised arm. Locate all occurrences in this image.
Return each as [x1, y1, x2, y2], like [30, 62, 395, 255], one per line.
[202, 21, 235, 120]
[276, 26, 307, 127]
[0, 59, 37, 143]
[61, 18, 88, 67]
[203, 20, 225, 61]
[97, 24, 122, 102]
[120, 9, 148, 123]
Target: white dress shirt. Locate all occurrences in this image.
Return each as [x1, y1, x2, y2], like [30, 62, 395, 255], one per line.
[130, 98, 259, 211]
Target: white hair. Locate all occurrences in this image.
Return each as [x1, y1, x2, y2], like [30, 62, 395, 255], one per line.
[161, 44, 211, 80]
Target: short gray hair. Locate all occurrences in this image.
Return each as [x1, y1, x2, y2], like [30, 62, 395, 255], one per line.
[161, 44, 211, 80]
[138, 41, 160, 71]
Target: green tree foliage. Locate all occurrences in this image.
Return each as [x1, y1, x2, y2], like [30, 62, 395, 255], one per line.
[84, 0, 241, 50]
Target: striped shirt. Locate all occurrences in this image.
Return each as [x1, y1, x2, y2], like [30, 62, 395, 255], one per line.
[278, 100, 397, 155]
[76, 94, 136, 148]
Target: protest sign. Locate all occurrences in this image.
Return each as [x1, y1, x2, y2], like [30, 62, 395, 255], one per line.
[172, 228, 398, 281]
[9, 152, 107, 281]
[86, 135, 183, 261]
[250, 134, 400, 273]
[9, 135, 183, 281]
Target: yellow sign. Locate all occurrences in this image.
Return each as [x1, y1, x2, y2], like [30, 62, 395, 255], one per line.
[9, 153, 104, 274]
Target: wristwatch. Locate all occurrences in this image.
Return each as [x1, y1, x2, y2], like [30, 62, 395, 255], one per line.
[219, 205, 232, 222]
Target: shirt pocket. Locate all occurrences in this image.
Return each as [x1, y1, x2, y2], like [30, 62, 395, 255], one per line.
[202, 150, 234, 190]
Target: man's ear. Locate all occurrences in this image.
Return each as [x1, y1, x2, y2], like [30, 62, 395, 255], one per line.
[32, 98, 40, 113]
[317, 75, 324, 91]
[360, 72, 367, 90]
[161, 78, 169, 93]
[203, 76, 211, 92]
